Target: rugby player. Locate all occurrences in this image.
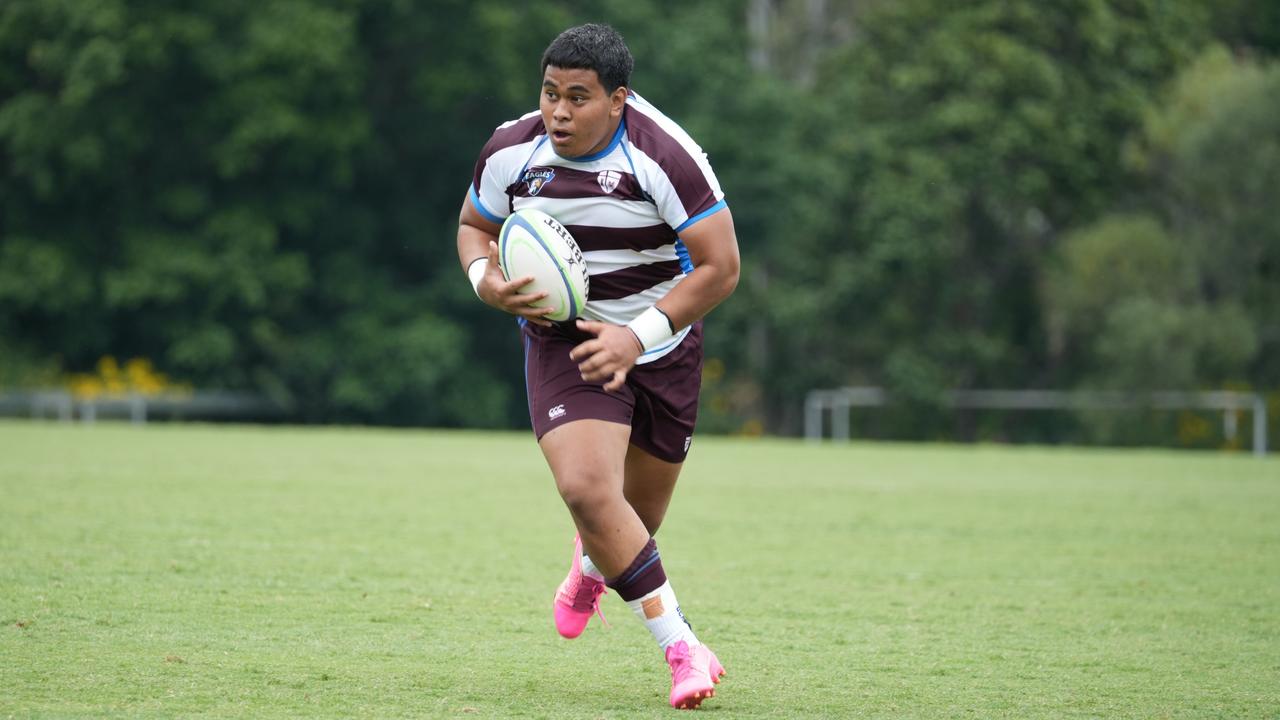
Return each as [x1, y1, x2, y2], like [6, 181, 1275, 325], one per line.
[455, 23, 740, 710]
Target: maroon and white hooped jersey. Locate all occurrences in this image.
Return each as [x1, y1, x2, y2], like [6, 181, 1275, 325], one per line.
[468, 92, 727, 363]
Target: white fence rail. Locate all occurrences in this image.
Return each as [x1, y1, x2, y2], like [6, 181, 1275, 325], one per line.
[0, 391, 283, 424]
[804, 387, 1269, 457]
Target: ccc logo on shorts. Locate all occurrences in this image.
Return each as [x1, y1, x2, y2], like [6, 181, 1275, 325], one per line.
[548, 404, 567, 420]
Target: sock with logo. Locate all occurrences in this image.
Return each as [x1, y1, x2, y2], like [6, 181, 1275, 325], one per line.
[605, 538, 698, 649]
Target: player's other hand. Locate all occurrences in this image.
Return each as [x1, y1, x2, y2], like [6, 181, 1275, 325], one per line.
[570, 319, 643, 392]
[477, 240, 556, 327]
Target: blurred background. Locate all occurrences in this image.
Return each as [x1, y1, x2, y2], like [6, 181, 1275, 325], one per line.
[1, 0, 1276, 451]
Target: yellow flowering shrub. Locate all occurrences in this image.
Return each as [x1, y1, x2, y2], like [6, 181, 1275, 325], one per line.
[66, 357, 190, 400]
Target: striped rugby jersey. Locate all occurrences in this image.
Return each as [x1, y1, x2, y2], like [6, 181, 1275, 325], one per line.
[468, 91, 727, 363]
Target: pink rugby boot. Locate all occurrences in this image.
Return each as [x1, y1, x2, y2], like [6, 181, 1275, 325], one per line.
[665, 640, 726, 709]
[552, 534, 607, 638]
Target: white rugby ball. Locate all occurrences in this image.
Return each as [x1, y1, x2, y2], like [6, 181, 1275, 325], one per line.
[498, 208, 589, 322]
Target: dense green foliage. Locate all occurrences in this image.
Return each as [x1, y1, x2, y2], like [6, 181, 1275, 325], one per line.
[1, 0, 1276, 444]
[2, 422, 1278, 717]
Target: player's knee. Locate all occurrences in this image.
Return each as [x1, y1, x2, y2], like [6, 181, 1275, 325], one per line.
[555, 473, 615, 519]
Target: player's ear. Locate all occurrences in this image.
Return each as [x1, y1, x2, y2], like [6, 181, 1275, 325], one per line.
[610, 86, 627, 117]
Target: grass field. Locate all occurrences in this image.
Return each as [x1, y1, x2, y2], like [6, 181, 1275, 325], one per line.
[1, 421, 1277, 718]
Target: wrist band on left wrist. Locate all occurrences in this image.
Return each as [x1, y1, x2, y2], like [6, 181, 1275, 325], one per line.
[627, 306, 676, 352]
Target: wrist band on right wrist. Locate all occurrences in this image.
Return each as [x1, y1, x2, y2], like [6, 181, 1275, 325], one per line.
[466, 257, 489, 296]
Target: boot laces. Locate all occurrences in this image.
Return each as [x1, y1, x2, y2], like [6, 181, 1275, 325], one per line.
[666, 641, 700, 683]
[558, 573, 609, 625]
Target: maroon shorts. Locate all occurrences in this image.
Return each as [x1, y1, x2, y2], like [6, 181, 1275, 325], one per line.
[521, 320, 703, 463]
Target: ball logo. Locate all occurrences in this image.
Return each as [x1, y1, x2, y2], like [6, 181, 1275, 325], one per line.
[544, 217, 587, 277]
[548, 404, 567, 420]
[523, 167, 555, 196]
[597, 170, 621, 194]
[543, 216, 574, 244]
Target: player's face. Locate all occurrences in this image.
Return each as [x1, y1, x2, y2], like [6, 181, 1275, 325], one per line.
[541, 66, 626, 159]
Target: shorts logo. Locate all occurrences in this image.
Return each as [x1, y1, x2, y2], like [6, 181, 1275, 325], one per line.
[523, 167, 555, 196]
[684, 436, 692, 453]
[597, 169, 621, 194]
[548, 404, 567, 420]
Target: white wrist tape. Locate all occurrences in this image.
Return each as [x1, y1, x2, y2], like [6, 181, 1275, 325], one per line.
[466, 257, 489, 296]
[627, 306, 676, 352]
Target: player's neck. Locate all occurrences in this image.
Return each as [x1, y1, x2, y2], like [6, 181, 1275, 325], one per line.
[572, 117, 625, 160]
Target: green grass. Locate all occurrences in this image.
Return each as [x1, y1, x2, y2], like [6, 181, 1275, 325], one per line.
[1, 421, 1278, 718]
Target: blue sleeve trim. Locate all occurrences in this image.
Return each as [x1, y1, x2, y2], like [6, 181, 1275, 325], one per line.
[674, 199, 727, 232]
[674, 239, 694, 274]
[469, 185, 505, 225]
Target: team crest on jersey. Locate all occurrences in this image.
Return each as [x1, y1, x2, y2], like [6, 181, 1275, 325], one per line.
[523, 167, 555, 196]
[597, 169, 622, 194]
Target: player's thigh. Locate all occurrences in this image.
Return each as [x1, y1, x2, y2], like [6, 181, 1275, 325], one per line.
[623, 443, 683, 535]
[523, 322, 635, 446]
[539, 418, 632, 505]
[626, 323, 703, 465]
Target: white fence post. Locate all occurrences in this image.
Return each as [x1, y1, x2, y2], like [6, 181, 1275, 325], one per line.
[804, 391, 825, 442]
[1254, 394, 1268, 458]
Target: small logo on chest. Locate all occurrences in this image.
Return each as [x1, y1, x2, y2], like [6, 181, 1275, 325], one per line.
[523, 167, 555, 196]
[597, 170, 621, 194]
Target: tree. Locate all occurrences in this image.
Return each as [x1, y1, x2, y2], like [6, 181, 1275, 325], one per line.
[1041, 47, 1278, 446]
[0, 1, 572, 425]
[1150, 49, 1280, 391]
[753, 0, 1210, 436]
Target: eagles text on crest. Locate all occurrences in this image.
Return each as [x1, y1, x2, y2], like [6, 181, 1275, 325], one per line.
[524, 168, 555, 196]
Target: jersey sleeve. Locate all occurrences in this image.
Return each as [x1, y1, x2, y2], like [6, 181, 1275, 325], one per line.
[661, 144, 726, 234]
[470, 142, 513, 225]
[468, 113, 545, 225]
[624, 100, 727, 233]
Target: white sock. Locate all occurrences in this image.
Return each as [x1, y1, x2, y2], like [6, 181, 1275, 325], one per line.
[580, 553, 605, 581]
[626, 581, 699, 649]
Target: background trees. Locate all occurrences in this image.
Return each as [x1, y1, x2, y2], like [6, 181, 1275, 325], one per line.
[1, 0, 1275, 447]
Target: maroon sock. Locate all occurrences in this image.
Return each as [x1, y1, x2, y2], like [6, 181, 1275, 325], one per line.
[605, 538, 667, 602]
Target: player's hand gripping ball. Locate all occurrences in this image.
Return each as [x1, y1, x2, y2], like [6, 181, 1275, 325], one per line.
[497, 209, 589, 322]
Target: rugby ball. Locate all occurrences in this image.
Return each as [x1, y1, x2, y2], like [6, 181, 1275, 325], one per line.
[497, 208, 589, 322]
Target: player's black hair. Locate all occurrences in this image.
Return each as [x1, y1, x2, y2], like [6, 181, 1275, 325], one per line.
[540, 24, 633, 94]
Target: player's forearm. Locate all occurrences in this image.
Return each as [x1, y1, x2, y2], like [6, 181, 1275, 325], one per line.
[654, 258, 739, 331]
[648, 207, 740, 331]
[457, 221, 496, 271]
